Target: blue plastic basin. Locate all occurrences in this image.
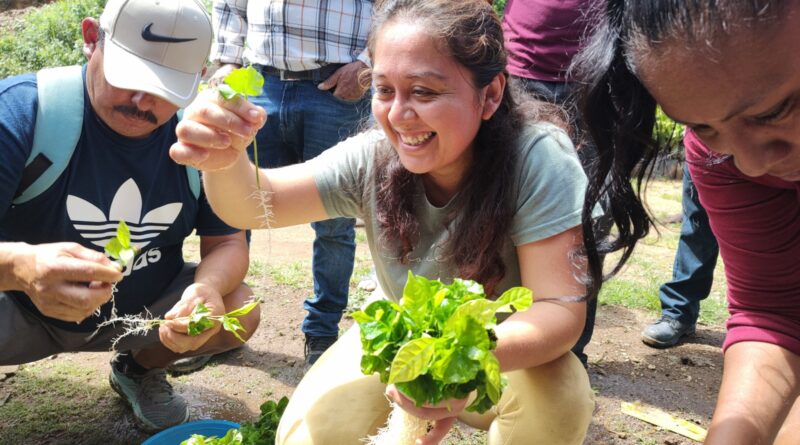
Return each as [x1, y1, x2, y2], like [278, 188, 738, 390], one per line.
[142, 420, 241, 445]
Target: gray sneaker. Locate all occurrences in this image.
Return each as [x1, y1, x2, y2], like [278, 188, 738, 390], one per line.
[304, 334, 337, 366]
[109, 355, 189, 432]
[166, 354, 213, 374]
[641, 316, 696, 348]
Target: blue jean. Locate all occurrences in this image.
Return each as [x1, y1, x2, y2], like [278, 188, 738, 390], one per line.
[250, 71, 371, 337]
[659, 163, 719, 324]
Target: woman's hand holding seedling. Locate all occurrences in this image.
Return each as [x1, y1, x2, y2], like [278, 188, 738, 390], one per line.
[171, 88, 265, 172]
[11, 242, 122, 323]
[353, 272, 533, 445]
[385, 385, 468, 445]
[159, 282, 226, 354]
[170, 68, 266, 173]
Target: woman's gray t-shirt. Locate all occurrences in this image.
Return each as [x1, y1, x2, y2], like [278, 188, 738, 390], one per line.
[309, 123, 588, 301]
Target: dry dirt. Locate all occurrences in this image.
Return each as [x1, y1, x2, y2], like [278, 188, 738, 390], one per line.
[0, 226, 724, 444]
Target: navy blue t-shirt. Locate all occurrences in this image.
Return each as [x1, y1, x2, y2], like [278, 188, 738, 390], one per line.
[0, 67, 239, 332]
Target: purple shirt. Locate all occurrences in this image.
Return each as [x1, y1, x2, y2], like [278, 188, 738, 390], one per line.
[502, 0, 595, 82]
[686, 130, 800, 355]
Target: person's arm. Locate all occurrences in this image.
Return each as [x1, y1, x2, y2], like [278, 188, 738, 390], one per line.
[388, 225, 587, 445]
[211, 0, 248, 67]
[493, 225, 587, 371]
[0, 242, 122, 322]
[171, 90, 329, 229]
[209, 1, 248, 85]
[0, 75, 122, 322]
[159, 231, 250, 353]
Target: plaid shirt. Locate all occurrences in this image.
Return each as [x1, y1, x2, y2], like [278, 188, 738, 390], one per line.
[212, 0, 373, 71]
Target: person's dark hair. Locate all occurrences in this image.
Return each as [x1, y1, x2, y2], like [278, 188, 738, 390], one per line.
[367, 0, 586, 296]
[572, 0, 787, 287]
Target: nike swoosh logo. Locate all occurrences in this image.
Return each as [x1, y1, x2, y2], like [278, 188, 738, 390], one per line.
[141, 23, 197, 43]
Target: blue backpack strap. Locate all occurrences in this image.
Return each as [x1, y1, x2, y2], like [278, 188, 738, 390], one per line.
[176, 108, 201, 200]
[12, 67, 200, 203]
[13, 66, 84, 205]
[187, 165, 200, 200]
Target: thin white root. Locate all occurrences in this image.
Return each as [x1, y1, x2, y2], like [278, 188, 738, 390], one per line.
[365, 403, 430, 445]
[250, 188, 273, 258]
[93, 282, 119, 319]
[94, 308, 162, 350]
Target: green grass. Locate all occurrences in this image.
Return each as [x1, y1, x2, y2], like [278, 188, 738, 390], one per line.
[600, 179, 728, 326]
[0, 0, 106, 78]
[268, 261, 311, 289]
[0, 361, 129, 443]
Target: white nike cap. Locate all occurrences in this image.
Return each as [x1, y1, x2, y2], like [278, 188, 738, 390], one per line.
[100, 0, 212, 108]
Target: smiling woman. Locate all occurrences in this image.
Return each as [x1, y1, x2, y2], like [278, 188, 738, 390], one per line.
[573, 1, 800, 444]
[171, 0, 599, 443]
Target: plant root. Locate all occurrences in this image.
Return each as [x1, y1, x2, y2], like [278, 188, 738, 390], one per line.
[250, 188, 274, 256]
[365, 403, 430, 445]
[94, 309, 163, 350]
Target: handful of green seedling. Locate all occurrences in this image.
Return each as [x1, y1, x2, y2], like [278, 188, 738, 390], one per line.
[216, 66, 265, 189]
[353, 272, 533, 444]
[180, 396, 289, 445]
[95, 220, 138, 319]
[104, 220, 137, 269]
[123, 295, 263, 341]
[184, 296, 262, 342]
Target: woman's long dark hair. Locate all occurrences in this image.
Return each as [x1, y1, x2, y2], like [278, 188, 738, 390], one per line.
[368, 0, 573, 296]
[572, 0, 786, 287]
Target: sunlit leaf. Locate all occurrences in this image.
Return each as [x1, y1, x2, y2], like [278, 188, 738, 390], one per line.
[224, 65, 264, 97]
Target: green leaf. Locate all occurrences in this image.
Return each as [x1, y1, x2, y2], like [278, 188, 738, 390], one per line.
[116, 220, 131, 248]
[222, 315, 246, 342]
[388, 337, 437, 383]
[396, 374, 439, 407]
[188, 317, 215, 336]
[400, 271, 436, 318]
[225, 296, 262, 317]
[104, 238, 123, 260]
[482, 353, 503, 404]
[187, 302, 215, 336]
[444, 299, 497, 333]
[239, 396, 288, 444]
[494, 287, 533, 313]
[224, 65, 264, 97]
[217, 428, 243, 444]
[104, 221, 137, 268]
[356, 273, 533, 413]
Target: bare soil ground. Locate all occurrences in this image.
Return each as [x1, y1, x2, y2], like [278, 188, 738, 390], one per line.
[0, 226, 724, 444]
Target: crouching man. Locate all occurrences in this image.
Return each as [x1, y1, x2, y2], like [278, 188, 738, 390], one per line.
[0, 0, 259, 432]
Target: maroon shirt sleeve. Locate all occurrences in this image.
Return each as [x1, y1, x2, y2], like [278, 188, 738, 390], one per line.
[684, 130, 800, 354]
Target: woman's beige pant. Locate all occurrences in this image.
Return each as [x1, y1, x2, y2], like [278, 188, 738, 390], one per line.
[277, 325, 594, 444]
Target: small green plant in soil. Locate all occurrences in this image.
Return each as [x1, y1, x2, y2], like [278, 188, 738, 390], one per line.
[353, 272, 533, 445]
[180, 396, 289, 445]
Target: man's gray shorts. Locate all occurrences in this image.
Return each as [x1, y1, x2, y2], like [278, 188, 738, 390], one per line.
[0, 264, 196, 365]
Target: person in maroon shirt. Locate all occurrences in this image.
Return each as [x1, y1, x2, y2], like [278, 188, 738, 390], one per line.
[573, 0, 800, 444]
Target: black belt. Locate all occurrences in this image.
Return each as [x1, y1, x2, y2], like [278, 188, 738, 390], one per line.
[255, 63, 344, 82]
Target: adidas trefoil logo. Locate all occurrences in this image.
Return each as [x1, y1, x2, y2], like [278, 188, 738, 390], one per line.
[66, 178, 182, 249]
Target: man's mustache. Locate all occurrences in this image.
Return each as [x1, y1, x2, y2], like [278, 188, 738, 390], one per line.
[113, 105, 157, 124]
